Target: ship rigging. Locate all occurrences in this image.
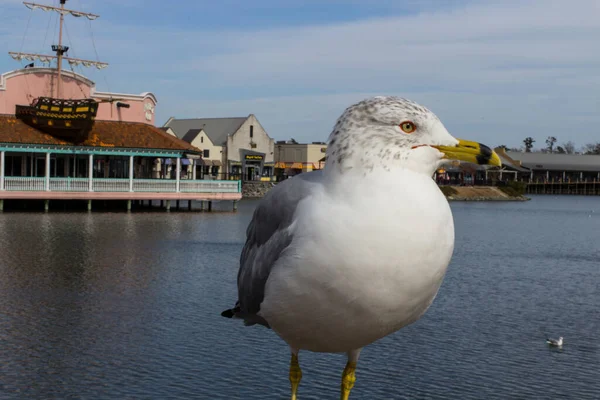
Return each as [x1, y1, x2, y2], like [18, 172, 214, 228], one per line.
[7, 1, 118, 143]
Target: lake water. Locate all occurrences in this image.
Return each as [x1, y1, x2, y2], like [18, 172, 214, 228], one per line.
[0, 195, 598, 399]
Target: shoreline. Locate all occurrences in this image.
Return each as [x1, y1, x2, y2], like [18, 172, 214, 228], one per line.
[242, 182, 530, 201]
[440, 186, 530, 202]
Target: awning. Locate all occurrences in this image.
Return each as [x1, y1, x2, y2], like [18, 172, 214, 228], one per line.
[291, 162, 303, 169]
[212, 160, 222, 167]
[275, 162, 287, 169]
[180, 159, 191, 165]
[164, 158, 172, 165]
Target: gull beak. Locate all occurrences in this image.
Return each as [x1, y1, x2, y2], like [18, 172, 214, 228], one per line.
[433, 139, 502, 167]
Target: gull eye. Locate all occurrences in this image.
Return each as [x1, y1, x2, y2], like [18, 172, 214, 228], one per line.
[399, 121, 416, 134]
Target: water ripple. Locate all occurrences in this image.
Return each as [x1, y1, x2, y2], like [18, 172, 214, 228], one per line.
[0, 196, 599, 398]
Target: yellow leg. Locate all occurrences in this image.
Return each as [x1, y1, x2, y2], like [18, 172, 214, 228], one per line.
[289, 353, 302, 400]
[340, 361, 357, 400]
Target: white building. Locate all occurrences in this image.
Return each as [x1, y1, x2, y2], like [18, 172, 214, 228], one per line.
[163, 114, 275, 180]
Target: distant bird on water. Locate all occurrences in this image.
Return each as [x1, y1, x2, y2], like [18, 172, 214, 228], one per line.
[221, 96, 501, 399]
[546, 336, 564, 347]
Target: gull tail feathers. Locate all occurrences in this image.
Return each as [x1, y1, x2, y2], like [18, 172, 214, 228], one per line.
[221, 302, 241, 319]
[220, 302, 271, 328]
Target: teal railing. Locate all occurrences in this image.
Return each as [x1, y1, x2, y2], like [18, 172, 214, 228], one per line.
[1, 177, 241, 193]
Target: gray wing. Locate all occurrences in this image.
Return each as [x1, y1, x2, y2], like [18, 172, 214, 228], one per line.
[234, 170, 324, 325]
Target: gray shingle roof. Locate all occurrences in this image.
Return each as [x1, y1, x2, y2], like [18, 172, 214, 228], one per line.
[506, 151, 600, 172]
[164, 117, 247, 146]
[182, 128, 202, 143]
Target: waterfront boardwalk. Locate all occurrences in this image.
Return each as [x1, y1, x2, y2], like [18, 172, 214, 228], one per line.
[0, 177, 241, 211]
[526, 180, 600, 196]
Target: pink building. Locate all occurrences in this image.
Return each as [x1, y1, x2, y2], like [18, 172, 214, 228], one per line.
[0, 67, 157, 125]
[0, 66, 241, 211]
[0, 1, 241, 212]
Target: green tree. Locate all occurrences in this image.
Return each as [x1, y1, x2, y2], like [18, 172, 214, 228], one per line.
[523, 137, 535, 152]
[546, 136, 557, 153]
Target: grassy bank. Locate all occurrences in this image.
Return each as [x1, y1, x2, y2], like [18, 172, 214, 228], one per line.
[243, 181, 530, 201]
[440, 185, 529, 201]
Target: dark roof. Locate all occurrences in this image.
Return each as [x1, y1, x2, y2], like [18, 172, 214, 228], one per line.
[506, 150, 600, 172]
[164, 117, 247, 145]
[182, 128, 202, 143]
[0, 114, 200, 153]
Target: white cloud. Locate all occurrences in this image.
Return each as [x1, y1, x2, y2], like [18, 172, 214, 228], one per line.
[2, 0, 599, 148]
[150, 0, 599, 148]
[165, 89, 597, 150]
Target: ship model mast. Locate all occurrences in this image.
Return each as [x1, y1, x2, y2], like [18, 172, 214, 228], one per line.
[8, 1, 108, 99]
[8, 1, 111, 143]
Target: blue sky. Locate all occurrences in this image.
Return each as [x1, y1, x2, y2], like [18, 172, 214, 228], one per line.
[1, 0, 599, 150]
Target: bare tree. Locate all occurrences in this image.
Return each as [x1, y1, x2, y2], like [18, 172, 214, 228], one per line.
[582, 142, 600, 155]
[523, 137, 535, 152]
[562, 141, 576, 154]
[545, 136, 557, 153]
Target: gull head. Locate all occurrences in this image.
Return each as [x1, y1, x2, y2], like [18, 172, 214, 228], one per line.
[324, 96, 501, 176]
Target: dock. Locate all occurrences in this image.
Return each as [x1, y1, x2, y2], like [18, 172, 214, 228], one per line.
[0, 177, 241, 212]
[526, 180, 600, 196]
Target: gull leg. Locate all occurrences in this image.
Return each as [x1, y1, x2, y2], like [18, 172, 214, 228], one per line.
[340, 349, 361, 400]
[289, 349, 302, 400]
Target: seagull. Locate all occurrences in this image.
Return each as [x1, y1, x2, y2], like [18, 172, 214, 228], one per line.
[546, 336, 564, 347]
[221, 96, 501, 399]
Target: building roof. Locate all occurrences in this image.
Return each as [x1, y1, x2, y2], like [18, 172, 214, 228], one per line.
[494, 148, 530, 172]
[506, 150, 600, 172]
[182, 128, 202, 143]
[0, 114, 200, 153]
[164, 117, 247, 146]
